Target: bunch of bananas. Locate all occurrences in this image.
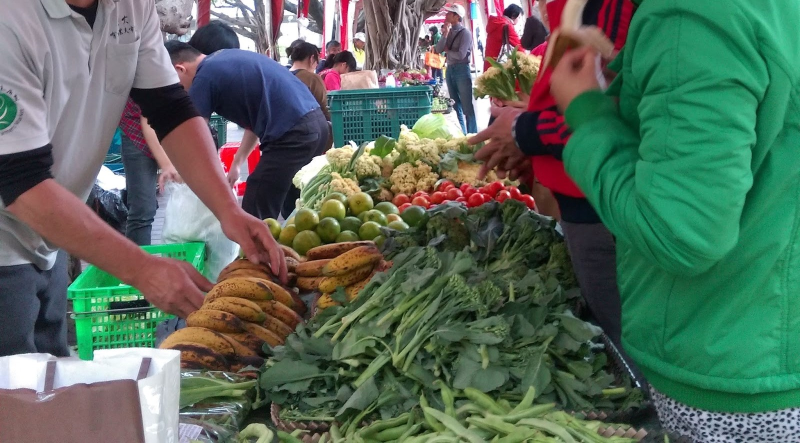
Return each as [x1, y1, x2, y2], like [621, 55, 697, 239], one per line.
[295, 242, 390, 313]
[160, 258, 305, 372]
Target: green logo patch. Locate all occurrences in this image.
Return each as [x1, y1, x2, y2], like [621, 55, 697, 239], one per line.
[0, 92, 18, 132]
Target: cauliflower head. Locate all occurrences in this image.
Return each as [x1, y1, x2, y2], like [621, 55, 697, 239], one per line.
[328, 172, 361, 197]
[390, 161, 439, 195]
[326, 147, 355, 171]
[354, 155, 382, 180]
[441, 161, 498, 187]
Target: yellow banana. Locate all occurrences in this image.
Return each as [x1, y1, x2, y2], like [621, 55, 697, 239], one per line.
[218, 268, 273, 282]
[247, 278, 295, 308]
[296, 259, 332, 277]
[242, 323, 285, 347]
[260, 314, 295, 338]
[223, 332, 267, 356]
[322, 245, 383, 277]
[218, 259, 271, 279]
[344, 272, 377, 302]
[318, 264, 375, 293]
[306, 241, 375, 261]
[204, 277, 274, 303]
[203, 297, 266, 323]
[219, 332, 259, 357]
[280, 245, 302, 262]
[316, 293, 340, 310]
[296, 276, 325, 291]
[285, 256, 299, 273]
[172, 343, 230, 371]
[254, 300, 304, 329]
[159, 327, 236, 356]
[186, 309, 246, 333]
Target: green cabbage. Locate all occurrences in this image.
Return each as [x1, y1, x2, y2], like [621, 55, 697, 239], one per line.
[412, 114, 452, 140]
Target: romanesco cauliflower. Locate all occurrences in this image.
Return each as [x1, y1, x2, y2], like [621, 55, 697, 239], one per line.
[389, 161, 439, 195]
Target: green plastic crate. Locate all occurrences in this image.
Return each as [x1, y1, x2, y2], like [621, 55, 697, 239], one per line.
[68, 242, 206, 360]
[329, 86, 433, 148]
[210, 114, 227, 147]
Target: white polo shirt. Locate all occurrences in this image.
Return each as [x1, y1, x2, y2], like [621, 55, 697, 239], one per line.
[0, 0, 179, 269]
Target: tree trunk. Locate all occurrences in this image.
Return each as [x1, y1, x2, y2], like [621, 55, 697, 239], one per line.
[209, 0, 272, 55]
[362, 0, 446, 71]
[155, 0, 194, 35]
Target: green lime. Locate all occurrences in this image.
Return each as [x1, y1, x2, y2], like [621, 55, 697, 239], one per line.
[400, 205, 428, 228]
[336, 231, 360, 242]
[347, 192, 374, 216]
[285, 216, 296, 226]
[264, 218, 281, 239]
[358, 221, 383, 241]
[340, 216, 363, 233]
[319, 199, 347, 221]
[295, 208, 320, 232]
[292, 230, 322, 256]
[316, 217, 342, 243]
[278, 224, 298, 247]
[375, 202, 400, 216]
[387, 220, 410, 231]
[374, 235, 387, 248]
[362, 209, 388, 226]
[324, 192, 348, 204]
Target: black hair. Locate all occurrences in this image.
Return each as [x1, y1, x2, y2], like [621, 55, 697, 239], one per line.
[332, 50, 357, 72]
[286, 39, 305, 58]
[430, 26, 439, 35]
[188, 21, 239, 55]
[503, 4, 524, 20]
[289, 41, 320, 63]
[326, 40, 342, 50]
[165, 40, 203, 64]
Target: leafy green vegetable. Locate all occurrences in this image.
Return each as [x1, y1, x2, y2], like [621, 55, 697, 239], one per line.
[411, 114, 452, 140]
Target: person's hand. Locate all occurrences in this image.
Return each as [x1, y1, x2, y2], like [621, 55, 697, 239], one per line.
[226, 165, 241, 188]
[133, 256, 211, 318]
[550, 46, 602, 112]
[469, 106, 526, 180]
[219, 208, 288, 284]
[442, 23, 451, 36]
[497, 157, 533, 185]
[158, 165, 183, 193]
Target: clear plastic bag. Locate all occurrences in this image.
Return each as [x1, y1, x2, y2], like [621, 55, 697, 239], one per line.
[161, 183, 239, 282]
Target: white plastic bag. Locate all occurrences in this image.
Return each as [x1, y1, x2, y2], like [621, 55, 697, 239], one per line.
[0, 348, 181, 443]
[161, 182, 239, 282]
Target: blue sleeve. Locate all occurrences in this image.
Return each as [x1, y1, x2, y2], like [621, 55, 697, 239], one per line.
[188, 75, 215, 119]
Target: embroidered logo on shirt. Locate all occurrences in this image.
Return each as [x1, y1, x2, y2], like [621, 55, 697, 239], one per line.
[0, 87, 21, 135]
[110, 15, 135, 39]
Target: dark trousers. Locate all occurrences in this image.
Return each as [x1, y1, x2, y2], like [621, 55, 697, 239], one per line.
[559, 221, 622, 345]
[0, 251, 70, 357]
[120, 134, 158, 246]
[242, 109, 329, 220]
[445, 63, 478, 134]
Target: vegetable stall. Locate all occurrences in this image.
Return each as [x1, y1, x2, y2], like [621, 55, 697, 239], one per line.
[145, 111, 687, 442]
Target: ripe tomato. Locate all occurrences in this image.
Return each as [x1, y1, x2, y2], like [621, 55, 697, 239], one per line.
[430, 191, 446, 205]
[459, 183, 473, 193]
[507, 186, 523, 201]
[413, 191, 429, 199]
[446, 188, 463, 200]
[467, 193, 486, 208]
[412, 196, 431, 208]
[520, 194, 536, 210]
[495, 190, 512, 203]
[463, 187, 477, 198]
[487, 181, 505, 197]
[398, 203, 412, 213]
[392, 194, 411, 207]
[436, 180, 453, 192]
[455, 197, 467, 204]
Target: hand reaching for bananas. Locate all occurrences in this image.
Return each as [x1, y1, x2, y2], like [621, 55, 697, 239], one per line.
[219, 207, 288, 284]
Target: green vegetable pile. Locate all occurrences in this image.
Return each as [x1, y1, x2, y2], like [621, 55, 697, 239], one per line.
[259, 200, 642, 434]
[325, 386, 645, 442]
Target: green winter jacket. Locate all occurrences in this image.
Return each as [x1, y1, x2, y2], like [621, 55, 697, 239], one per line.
[562, 0, 800, 413]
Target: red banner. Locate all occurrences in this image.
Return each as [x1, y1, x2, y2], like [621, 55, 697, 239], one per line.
[340, 0, 350, 50]
[271, 0, 284, 44]
[301, 0, 310, 17]
[197, 0, 211, 27]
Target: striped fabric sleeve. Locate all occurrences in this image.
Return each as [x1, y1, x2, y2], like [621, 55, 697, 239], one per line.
[514, 106, 572, 160]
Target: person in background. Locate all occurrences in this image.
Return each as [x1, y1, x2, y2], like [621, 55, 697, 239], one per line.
[352, 32, 366, 69]
[285, 39, 305, 69]
[188, 20, 241, 148]
[166, 43, 328, 221]
[0, 0, 286, 357]
[320, 51, 357, 92]
[520, 13, 548, 51]
[428, 26, 444, 83]
[189, 20, 240, 54]
[484, 4, 523, 71]
[287, 41, 333, 151]
[434, 3, 476, 134]
[476, 27, 485, 60]
[317, 40, 342, 74]
[118, 98, 182, 246]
